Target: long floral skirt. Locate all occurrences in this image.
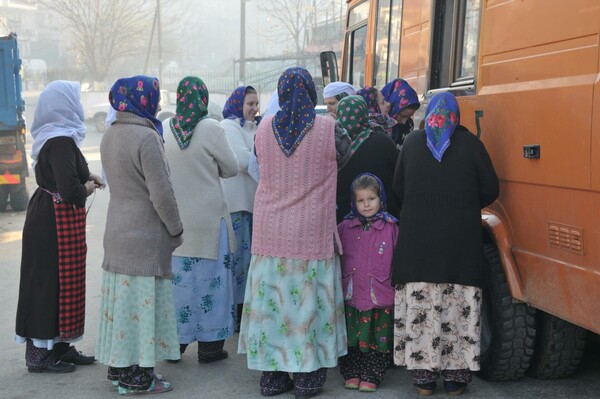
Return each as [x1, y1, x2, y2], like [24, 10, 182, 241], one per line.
[95, 271, 180, 367]
[230, 211, 253, 305]
[238, 255, 347, 372]
[393, 282, 481, 372]
[171, 219, 236, 343]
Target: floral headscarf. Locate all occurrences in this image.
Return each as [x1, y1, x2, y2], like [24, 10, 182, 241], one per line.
[169, 76, 209, 150]
[380, 78, 420, 120]
[272, 67, 317, 157]
[109, 75, 162, 136]
[425, 92, 460, 162]
[344, 173, 398, 224]
[356, 86, 397, 133]
[222, 85, 261, 127]
[336, 95, 372, 155]
[30, 80, 87, 167]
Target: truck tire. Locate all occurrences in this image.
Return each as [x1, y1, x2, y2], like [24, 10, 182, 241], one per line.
[9, 180, 29, 211]
[94, 112, 107, 133]
[0, 186, 8, 212]
[526, 311, 586, 379]
[478, 242, 536, 380]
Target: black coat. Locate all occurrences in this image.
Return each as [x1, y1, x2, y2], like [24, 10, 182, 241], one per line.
[16, 137, 89, 339]
[336, 129, 400, 223]
[391, 126, 499, 288]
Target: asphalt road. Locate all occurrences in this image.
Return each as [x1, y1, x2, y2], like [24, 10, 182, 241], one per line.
[1, 98, 599, 398]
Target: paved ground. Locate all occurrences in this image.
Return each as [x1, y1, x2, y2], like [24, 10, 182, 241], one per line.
[1, 95, 599, 398]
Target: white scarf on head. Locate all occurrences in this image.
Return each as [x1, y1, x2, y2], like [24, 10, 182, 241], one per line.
[30, 80, 87, 167]
[323, 81, 358, 99]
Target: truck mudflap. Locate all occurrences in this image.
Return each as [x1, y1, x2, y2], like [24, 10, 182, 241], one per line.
[0, 171, 21, 184]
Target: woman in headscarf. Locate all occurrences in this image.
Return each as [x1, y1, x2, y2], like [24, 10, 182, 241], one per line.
[220, 85, 260, 330]
[97, 75, 183, 394]
[238, 67, 351, 399]
[322, 81, 359, 118]
[15, 80, 101, 373]
[381, 78, 420, 147]
[335, 95, 400, 222]
[163, 77, 239, 364]
[391, 92, 499, 396]
[356, 86, 397, 135]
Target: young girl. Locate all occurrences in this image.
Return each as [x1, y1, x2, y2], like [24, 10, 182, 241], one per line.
[338, 173, 399, 392]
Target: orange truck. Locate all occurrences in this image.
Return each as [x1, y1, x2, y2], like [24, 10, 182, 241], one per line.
[321, 0, 600, 381]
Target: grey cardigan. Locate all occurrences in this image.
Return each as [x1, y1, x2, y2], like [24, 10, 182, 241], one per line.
[101, 112, 183, 278]
[163, 117, 238, 259]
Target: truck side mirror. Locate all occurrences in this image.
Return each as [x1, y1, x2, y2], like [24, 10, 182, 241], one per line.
[320, 51, 339, 87]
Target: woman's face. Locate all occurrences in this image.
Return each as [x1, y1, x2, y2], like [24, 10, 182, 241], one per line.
[324, 96, 339, 118]
[243, 93, 259, 121]
[396, 107, 416, 125]
[376, 90, 390, 116]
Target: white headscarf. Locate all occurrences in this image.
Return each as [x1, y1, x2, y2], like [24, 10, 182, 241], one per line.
[30, 80, 86, 167]
[323, 81, 358, 99]
[105, 106, 116, 129]
[264, 89, 280, 116]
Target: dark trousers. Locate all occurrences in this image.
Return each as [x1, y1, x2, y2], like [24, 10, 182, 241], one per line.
[260, 368, 327, 396]
[339, 346, 391, 385]
[411, 368, 473, 385]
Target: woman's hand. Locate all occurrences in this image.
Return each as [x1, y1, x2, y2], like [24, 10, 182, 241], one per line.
[84, 180, 96, 197]
[88, 173, 105, 189]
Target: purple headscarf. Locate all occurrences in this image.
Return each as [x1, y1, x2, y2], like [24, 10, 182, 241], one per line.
[424, 92, 460, 162]
[272, 67, 317, 157]
[222, 85, 261, 127]
[344, 173, 398, 224]
[380, 78, 420, 120]
[109, 75, 163, 136]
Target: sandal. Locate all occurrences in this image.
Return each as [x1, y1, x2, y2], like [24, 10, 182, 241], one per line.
[118, 376, 172, 395]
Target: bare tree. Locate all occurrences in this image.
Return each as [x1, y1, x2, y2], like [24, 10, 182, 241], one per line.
[40, 0, 154, 87]
[258, 0, 335, 64]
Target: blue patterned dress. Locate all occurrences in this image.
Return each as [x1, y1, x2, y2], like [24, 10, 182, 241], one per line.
[171, 219, 236, 343]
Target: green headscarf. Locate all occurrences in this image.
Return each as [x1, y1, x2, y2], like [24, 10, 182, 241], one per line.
[169, 76, 209, 149]
[336, 95, 372, 155]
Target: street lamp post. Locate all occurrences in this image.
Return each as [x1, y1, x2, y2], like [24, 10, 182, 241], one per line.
[240, 0, 248, 84]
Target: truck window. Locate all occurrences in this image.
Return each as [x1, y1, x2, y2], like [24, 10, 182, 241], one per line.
[343, 1, 369, 86]
[430, 0, 481, 89]
[373, 0, 402, 87]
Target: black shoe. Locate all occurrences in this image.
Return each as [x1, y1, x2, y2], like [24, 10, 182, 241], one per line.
[415, 381, 436, 396]
[444, 380, 467, 396]
[294, 393, 320, 399]
[28, 360, 76, 373]
[59, 346, 96, 365]
[197, 349, 228, 363]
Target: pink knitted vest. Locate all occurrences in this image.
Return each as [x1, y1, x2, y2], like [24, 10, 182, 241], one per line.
[252, 115, 337, 260]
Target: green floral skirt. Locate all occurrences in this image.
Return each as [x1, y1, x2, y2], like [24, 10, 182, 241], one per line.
[345, 305, 393, 353]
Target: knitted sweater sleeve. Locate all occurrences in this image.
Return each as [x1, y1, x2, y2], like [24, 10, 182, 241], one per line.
[139, 134, 183, 237]
[334, 120, 352, 169]
[209, 123, 239, 179]
[223, 122, 251, 172]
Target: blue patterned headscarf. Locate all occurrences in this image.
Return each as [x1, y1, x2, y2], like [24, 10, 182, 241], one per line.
[223, 85, 261, 127]
[344, 173, 398, 224]
[425, 92, 460, 162]
[380, 78, 420, 120]
[109, 75, 163, 136]
[272, 67, 317, 157]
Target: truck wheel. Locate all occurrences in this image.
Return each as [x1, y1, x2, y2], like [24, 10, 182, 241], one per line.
[526, 311, 586, 379]
[0, 186, 8, 212]
[94, 112, 107, 133]
[478, 242, 536, 380]
[9, 181, 29, 211]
